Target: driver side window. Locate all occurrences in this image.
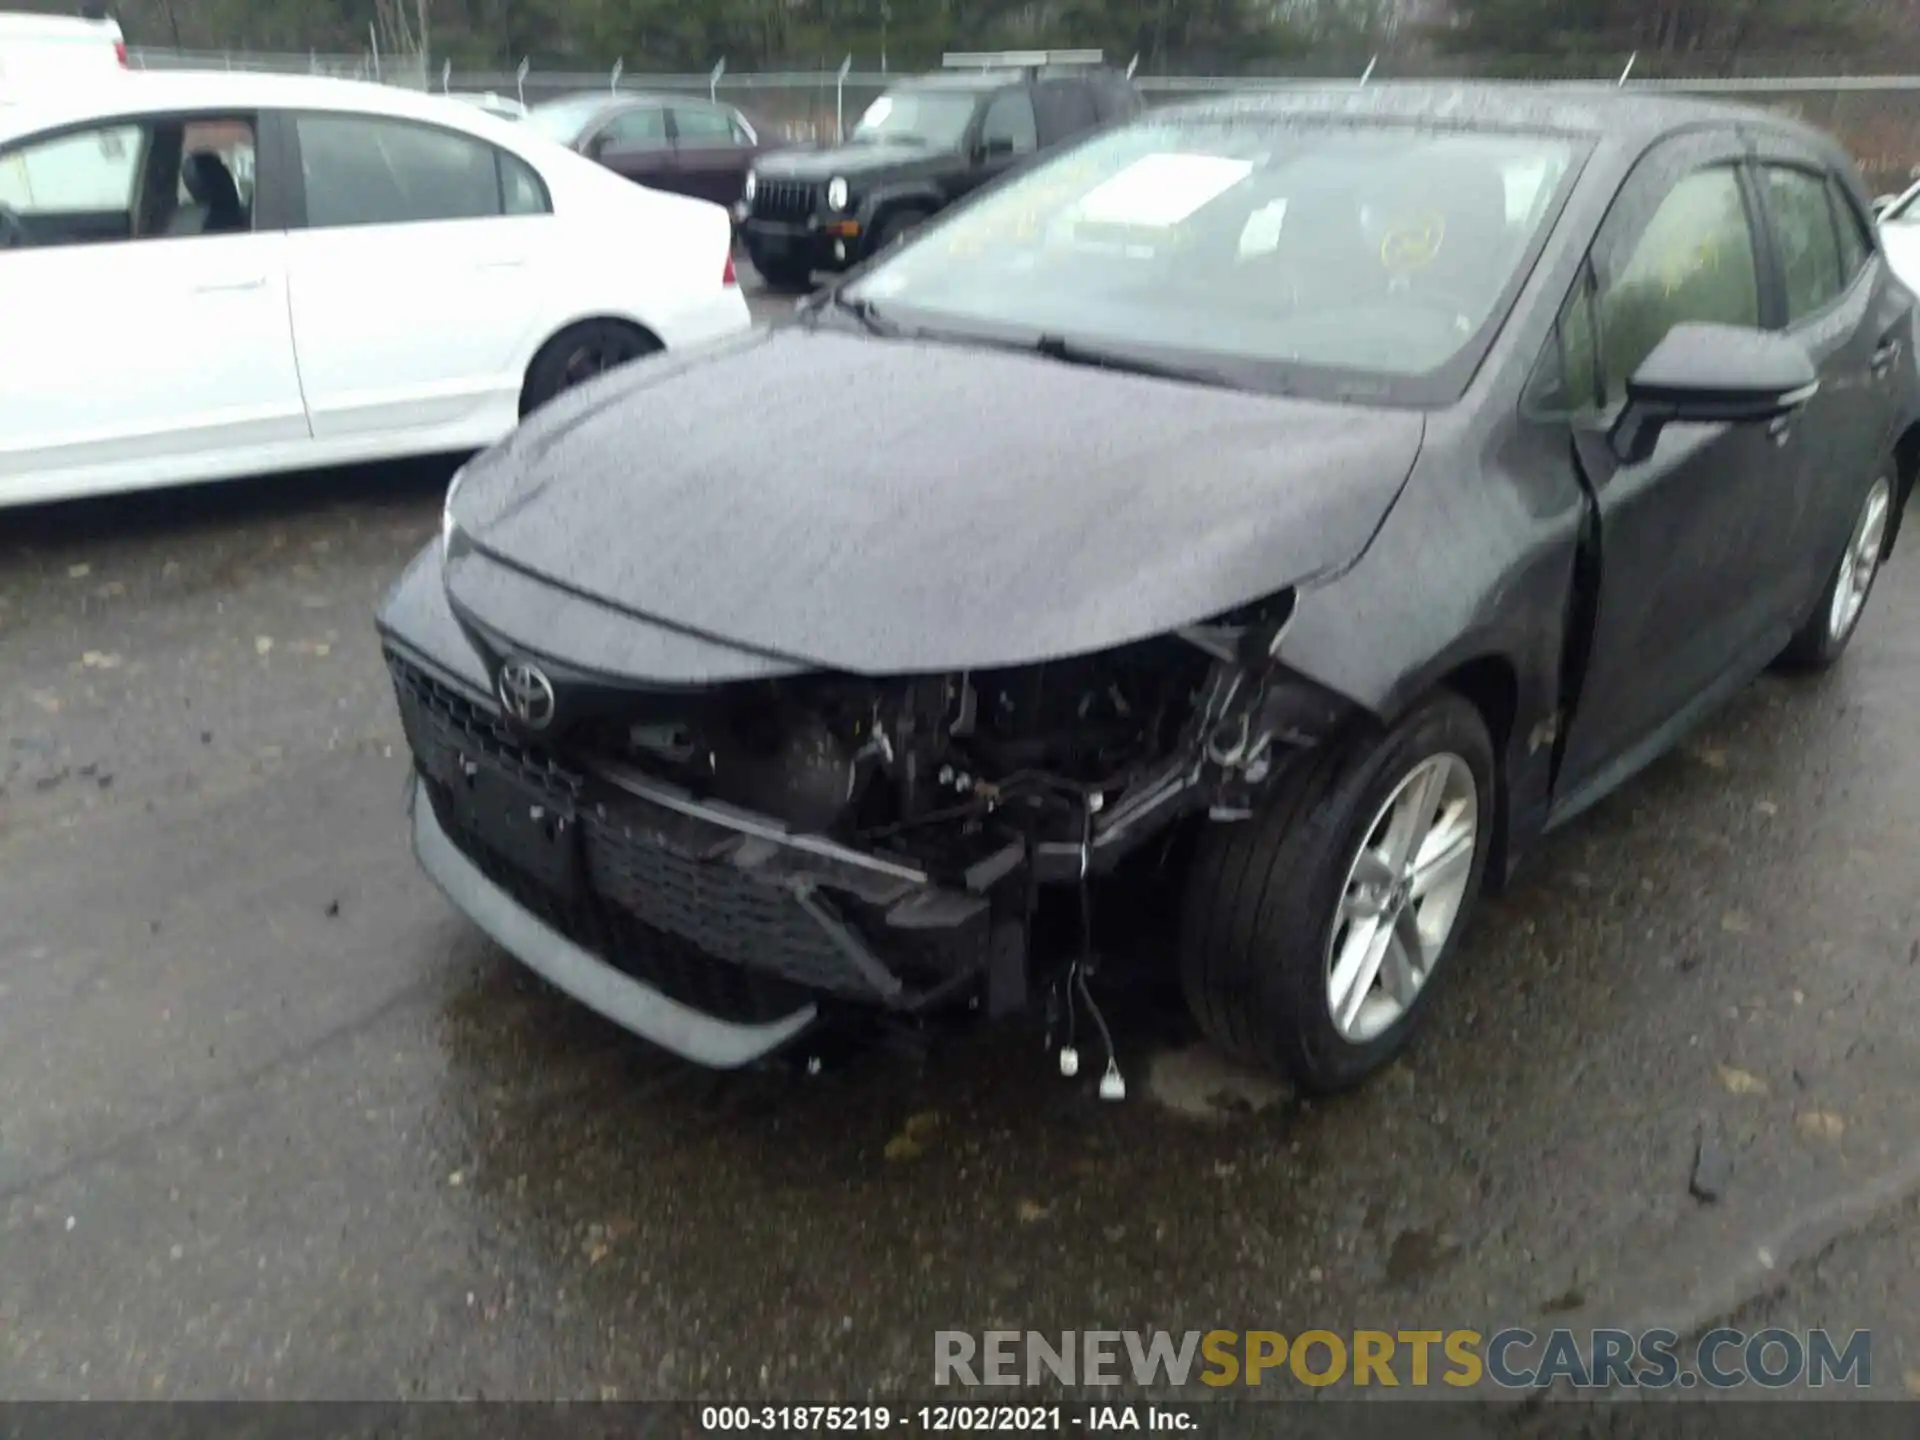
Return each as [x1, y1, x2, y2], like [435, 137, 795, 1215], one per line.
[0, 121, 145, 247]
[1595, 166, 1759, 407]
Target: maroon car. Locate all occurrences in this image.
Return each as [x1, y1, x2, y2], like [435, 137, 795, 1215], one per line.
[527, 91, 770, 208]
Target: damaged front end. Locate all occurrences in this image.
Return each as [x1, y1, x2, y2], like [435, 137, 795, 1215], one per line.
[387, 586, 1356, 1067]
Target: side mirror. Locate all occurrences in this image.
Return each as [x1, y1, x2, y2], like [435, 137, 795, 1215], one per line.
[585, 133, 610, 160]
[1609, 322, 1818, 465]
[976, 135, 1015, 163]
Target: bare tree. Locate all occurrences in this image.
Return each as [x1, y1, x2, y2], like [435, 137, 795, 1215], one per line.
[375, 0, 432, 54]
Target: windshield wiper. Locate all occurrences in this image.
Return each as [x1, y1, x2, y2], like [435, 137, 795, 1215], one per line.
[808, 288, 897, 337]
[1031, 334, 1235, 390]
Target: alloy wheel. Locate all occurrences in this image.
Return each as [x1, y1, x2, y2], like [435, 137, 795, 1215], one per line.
[1324, 752, 1479, 1044]
[1828, 475, 1894, 644]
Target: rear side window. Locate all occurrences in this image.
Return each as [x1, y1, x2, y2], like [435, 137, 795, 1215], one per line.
[599, 106, 667, 149]
[295, 114, 549, 228]
[1761, 165, 1844, 322]
[980, 90, 1038, 154]
[1032, 80, 1097, 145]
[1094, 78, 1143, 122]
[672, 106, 735, 144]
[1830, 175, 1874, 285]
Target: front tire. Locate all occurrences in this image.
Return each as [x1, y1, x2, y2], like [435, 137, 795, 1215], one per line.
[1776, 468, 1896, 672]
[1178, 690, 1496, 1093]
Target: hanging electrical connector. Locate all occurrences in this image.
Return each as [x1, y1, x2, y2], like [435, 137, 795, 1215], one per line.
[1068, 792, 1126, 1100]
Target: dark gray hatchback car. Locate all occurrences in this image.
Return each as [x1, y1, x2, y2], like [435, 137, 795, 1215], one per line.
[379, 85, 1916, 1094]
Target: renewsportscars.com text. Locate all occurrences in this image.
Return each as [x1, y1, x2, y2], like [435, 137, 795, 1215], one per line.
[934, 1327, 1874, 1391]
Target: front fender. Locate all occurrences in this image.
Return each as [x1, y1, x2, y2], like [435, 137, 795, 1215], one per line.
[1270, 423, 1592, 879]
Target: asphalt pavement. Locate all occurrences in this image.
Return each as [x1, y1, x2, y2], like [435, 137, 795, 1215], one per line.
[3, 297, 1919, 1403]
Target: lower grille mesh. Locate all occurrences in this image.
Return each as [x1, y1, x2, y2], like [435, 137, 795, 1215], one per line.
[388, 650, 988, 1016]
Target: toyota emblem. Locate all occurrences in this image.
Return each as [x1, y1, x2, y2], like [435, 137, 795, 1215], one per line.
[497, 658, 557, 730]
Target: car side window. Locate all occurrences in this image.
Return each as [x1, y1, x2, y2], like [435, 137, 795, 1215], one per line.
[1829, 175, 1874, 285]
[1096, 79, 1143, 122]
[1032, 80, 1096, 146]
[672, 106, 735, 145]
[500, 151, 548, 215]
[296, 114, 545, 228]
[980, 90, 1038, 155]
[599, 107, 667, 149]
[170, 117, 257, 236]
[1595, 166, 1760, 407]
[1761, 164, 1844, 323]
[0, 121, 145, 246]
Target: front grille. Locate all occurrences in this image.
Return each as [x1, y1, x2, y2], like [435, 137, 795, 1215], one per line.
[387, 651, 583, 809]
[387, 650, 989, 1017]
[424, 777, 815, 1026]
[751, 179, 817, 222]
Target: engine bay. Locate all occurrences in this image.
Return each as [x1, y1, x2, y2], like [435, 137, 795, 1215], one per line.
[570, 593, 1325, 889]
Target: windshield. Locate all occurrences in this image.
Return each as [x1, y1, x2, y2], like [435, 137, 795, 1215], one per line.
[850, 90, 979, 149]
[844, 118, 1580, 400]
[527, 96, 610, 144]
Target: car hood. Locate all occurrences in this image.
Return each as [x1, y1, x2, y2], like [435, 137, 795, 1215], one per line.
[754, 142, 953, 182]
[446, 328, 1426, 676]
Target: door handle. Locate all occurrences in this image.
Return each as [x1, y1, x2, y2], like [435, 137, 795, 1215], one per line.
[194, 276, 267, 293]
[1871, 336, 1903, 377]
[477, 257, 526, 270]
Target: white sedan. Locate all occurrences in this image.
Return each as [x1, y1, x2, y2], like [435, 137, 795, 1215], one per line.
[1876, 178, 1920, 294]
[0, 72, 749, 508]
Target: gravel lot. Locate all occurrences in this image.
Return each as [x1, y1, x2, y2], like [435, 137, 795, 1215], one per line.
[2, 292, 1918, 1402]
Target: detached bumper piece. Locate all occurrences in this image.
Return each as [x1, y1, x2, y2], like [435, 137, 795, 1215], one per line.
[387, 652, 1003, 1066]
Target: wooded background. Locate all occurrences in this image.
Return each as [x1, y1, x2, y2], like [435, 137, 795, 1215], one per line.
[27, 0, 1920, 77]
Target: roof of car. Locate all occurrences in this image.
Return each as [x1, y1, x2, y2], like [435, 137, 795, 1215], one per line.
[0, 69, 530, 143]
[895, 66, 1132, 91]
[1163, 81, 1825, 148]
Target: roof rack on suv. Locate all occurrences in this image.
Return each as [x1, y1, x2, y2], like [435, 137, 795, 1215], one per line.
[940, 49, 1106, 71]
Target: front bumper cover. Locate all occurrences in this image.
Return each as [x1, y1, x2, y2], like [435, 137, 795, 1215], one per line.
[410, 774, 819, 1068]
[389, 646, 1012, 1066]
[740, 217, 860, 272]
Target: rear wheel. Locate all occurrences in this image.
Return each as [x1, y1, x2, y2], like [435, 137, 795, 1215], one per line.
[1776, 468, 1896, 672]
[1178, 691, 1496, 1093]
[519, 320, 659, 417]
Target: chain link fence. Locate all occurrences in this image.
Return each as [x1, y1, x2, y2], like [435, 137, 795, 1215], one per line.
[124, 48, 1920, 191]
[128, 46, 429, 89]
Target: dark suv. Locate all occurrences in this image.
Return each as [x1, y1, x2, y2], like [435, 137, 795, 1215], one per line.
[738, 50, 1142, 289]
